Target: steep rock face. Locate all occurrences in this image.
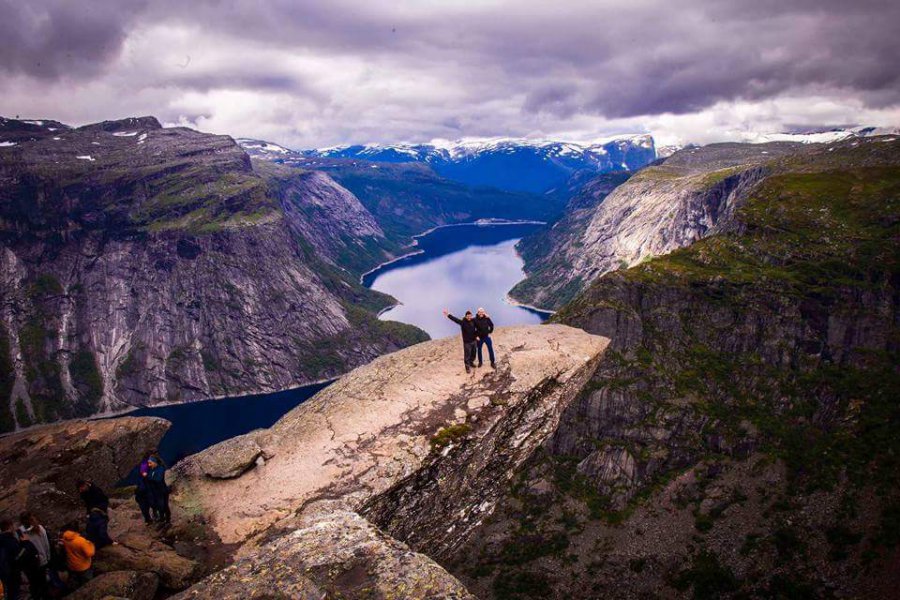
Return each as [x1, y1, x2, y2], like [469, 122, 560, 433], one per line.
[173, 324, 608, 548]
[446, 137, 900, 598]
[0, 117, 426, 428]
[172, 508, 475, 600]
[0, 416, 169, 531]
[512, 141, 820, 310]
[510, 172, 631, 309]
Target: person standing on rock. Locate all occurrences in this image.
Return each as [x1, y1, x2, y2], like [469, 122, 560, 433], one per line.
[18, 513, 50, 599]
[58, 524, 95, 590]
[474, 307, 496, 369]
[443, 309, 479, 373]
[146, 456, 172, 525]
[16, 529, 48, 600]
[77, 480, 113, 548]
[0, 518, 22, 600]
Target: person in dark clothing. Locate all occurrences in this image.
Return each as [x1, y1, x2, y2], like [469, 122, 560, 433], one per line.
[474, 307, 496, 369]
[146, 457, 171, 524]
[16, 529, 48, 600]
[0, 518, 22, 600]
[135, 477, 153, 524]
[443, 309, 479, 373]
[77, 481, 109, 514]
[77, 480, 114, 547]
[84, 509, 113, 549]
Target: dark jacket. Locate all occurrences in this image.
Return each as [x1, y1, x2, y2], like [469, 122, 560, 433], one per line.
[0, 531, 21, 580]
[16, 539, 41, 574]
[474, 315, 494, 338]
[147, 466, 168, 492]
[80, 483, 109, 513]
[447, 314, 479, 343]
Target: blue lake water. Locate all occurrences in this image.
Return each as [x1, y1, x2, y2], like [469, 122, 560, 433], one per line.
[365, 222, 550, 338]
[115, 221, 546, 467]
[119, 382, 330, 472]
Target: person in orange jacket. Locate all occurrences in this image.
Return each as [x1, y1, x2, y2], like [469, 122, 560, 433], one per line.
[57, 525, 94, 589]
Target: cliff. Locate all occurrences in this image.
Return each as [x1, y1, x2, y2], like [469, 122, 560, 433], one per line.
[0, 117, 426, 429]
[172, 324, 608, 595]
[441, 136, 899, 598]
[511, 141, 824, 310]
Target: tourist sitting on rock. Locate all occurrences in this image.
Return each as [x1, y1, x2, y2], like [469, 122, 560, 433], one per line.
[146, 456, 172, 524]
[58, 524, 95, 589]
[15, 529, 48, 600]
[443, 308, 479, 373]
[0, 518, 22, 600]
[77, 479, 110, 514]
[474, 307, 496, 369]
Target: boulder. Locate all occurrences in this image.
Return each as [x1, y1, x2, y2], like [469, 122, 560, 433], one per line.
[0, 417, 169, 531]
[172, 509, 473, 599]
[97, 538, 199, 590]
[196, 435, 263, 479]
[67, 570, 158, 600]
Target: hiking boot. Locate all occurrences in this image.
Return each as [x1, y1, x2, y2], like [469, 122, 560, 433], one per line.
[465, 365, 471, 374]
[477, 362, 483, 368]
[491, 362, 496, 369]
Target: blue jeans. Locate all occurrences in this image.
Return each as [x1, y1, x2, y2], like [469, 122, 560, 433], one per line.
[477, 336, 495, 366]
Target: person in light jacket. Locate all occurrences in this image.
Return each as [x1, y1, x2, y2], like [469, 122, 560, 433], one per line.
[474, 307, 496, 369]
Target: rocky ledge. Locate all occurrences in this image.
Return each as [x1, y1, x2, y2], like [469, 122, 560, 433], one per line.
[172, 325, 607, 596]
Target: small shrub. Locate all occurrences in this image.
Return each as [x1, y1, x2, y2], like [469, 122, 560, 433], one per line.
[430, 423, 471, 448]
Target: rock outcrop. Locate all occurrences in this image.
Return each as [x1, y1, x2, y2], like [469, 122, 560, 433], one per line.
[66, 570, 159, 600]
[0, 416, 168, 530]
[174, 325, 608, 547]
[0, 116, 426, 429]
[172, 508, 475, 600]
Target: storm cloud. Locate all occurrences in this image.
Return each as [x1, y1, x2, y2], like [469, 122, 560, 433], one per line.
[0, 0, 897, 147]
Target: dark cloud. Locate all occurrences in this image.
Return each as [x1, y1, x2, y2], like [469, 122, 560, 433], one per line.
[0, 0, 897, 145]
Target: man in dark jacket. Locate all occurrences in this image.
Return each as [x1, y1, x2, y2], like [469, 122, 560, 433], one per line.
[474, 307, 496, 369]
[77, 480, 113, 547]
[443, 309, 478, 373]
[0, 518, 22, 600]
[77, 481, 109, 513]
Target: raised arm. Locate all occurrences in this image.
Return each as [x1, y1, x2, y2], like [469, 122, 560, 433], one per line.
[443, 308, 463, 325]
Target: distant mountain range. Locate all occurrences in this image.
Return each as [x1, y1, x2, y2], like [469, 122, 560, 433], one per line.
[240, 135, 657, 194]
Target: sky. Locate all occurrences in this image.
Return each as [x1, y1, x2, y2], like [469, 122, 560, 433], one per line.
[1, 0, 898, 148]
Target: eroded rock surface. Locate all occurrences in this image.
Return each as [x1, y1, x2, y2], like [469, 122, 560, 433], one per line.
[172, 508, 474, 600]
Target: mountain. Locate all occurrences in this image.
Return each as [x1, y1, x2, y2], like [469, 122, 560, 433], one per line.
[0, 116, 426, 430]
[240, 139, 566, 239]
[303, 135, 657, 194]
[510, 140, 842, 310]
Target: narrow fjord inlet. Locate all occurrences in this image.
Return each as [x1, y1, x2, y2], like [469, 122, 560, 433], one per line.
[366, 222, 549, 338]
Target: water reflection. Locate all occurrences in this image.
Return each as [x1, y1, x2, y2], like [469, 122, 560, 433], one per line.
[367, 223, 549, 339]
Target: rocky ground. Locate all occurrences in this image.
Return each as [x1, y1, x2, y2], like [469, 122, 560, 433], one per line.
[0, 416, 223, 597]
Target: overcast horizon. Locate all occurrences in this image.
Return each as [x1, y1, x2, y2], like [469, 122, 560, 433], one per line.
[1, 0, 898, 149]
